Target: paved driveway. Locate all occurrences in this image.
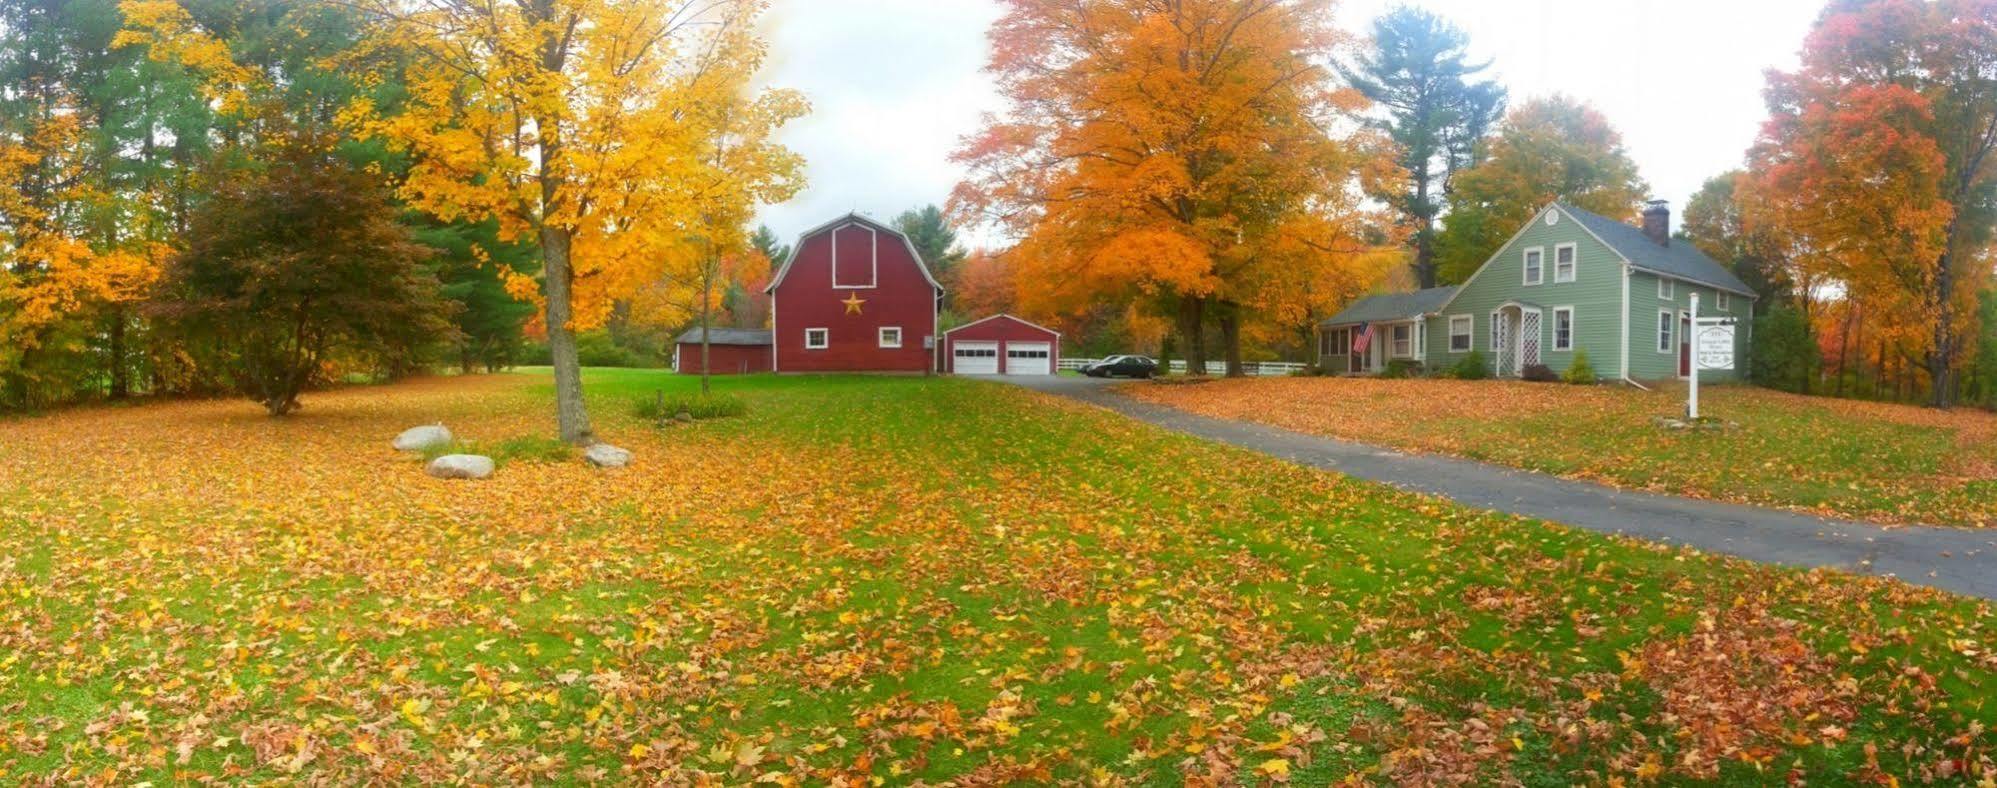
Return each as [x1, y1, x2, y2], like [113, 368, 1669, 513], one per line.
[999, 374, 1997, 601]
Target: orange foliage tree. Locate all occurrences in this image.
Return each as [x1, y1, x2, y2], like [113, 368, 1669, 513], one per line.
[1432, 96, 1648, 283]
[0, 83, 160, 408]
[948, 249, 1017, 321]
[1742, 0, 1997, 408]
[951, 0, 1401, 375]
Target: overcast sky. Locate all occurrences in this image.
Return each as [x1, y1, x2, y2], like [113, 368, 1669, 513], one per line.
[755, 0, 1824, 246]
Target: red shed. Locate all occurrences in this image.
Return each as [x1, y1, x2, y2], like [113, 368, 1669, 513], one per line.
[765, 214, 942, 373]
[673, 328, 773, 375]
[942, 314, 1061, 375]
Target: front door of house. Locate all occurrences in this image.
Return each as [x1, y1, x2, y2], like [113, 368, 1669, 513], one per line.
[1679, 313, 1692, 377]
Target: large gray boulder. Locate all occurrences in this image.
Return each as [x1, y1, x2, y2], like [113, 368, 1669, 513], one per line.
[583, 443, 632, 468]
[425, 454, 494, 480]
[393, 424, 453, 452]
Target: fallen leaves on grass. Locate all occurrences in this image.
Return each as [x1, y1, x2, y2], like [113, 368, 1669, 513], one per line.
[1124, 377, 1997, 527]
[0, 374, 1991, 784]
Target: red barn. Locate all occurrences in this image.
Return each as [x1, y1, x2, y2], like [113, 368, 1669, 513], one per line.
[764, 214, 943, 373]
[942, 314, 1060, 375]
[673, 328, 773, 375]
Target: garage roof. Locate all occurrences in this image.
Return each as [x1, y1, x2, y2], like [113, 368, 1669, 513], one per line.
[674, 327, 773, 346]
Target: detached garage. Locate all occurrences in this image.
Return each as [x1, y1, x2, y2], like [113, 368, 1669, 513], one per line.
[673, 327, 773, 375]
[942, 314, 1060, 375]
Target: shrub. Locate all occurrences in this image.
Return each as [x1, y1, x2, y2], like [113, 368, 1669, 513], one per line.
[1448, 351, 1489, 380]
[1521, 363, 1559, 382]
[1750, 302, 1815, 393]
[634, 391, 748, 421]
[1377, 359, 1424, 379]
[1563, 348, 1597, 384]
[160, 144, 455, 415]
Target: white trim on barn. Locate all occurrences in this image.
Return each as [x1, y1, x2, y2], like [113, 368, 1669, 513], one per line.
[830, 222, 879, 289]
[764, 212, 945, 293]
[944, 312, 1064, 338]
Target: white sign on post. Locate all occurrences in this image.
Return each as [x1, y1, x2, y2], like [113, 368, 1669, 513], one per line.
[1684, 293, 1741, 420]
[1695, 323, 1735, 370]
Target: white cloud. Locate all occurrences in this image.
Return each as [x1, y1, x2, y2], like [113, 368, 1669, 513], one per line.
[754, 0, 1003, 243]
[752, 0, 1822, 244]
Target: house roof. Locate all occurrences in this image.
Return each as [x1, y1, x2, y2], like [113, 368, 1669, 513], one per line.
[762, 212, 946, 294]
[943, 312, 1062, 337]
[1558, 203, 1755, 296]
[1320, 286, 1459, 327]
[674, 327, 773, 346]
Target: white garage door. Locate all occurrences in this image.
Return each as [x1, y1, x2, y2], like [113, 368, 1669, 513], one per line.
[1005, 342, 1052, 375]
[953, 341, 999, 374]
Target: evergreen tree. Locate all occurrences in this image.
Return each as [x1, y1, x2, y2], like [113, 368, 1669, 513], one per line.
[893, 205, 966, 279]
[1340, 7, 1504, 289]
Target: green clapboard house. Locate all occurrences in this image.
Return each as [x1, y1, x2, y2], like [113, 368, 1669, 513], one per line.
[1317, 200, 1756, 383]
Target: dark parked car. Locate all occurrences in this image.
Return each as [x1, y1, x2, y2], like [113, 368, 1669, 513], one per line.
[1081, 355, 1158, 378]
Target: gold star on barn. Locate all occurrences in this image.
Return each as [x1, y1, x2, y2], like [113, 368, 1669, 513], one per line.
[841, 293, 866, 315]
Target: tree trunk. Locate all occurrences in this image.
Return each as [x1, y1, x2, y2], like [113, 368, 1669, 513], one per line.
[699, 260, 713, 397]
[541, 225, 594, 444]
[1218, 300, 1244, 377]
[1834, 306, 1854, 398]
[1177, 296, 1206, 376]
[1411, 170, 1436, 288]
[1928, 249, 1956, 409]
[108, 307, 128, 399]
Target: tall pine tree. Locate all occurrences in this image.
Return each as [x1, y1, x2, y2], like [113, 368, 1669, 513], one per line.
[1340, 7, 1504, 289]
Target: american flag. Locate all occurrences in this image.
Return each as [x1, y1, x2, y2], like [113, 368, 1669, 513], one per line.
[1351, 323, 1374, 354]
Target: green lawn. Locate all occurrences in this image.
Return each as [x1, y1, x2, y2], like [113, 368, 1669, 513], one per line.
[0, 369, 1991, 783]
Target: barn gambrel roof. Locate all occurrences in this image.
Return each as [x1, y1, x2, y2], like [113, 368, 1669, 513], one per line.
[762, 212, 945, 294]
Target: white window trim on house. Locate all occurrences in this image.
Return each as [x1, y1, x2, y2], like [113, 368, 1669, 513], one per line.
[1522, 246, 1545, 286]
[1657, 277, 1674, 300]
[1656, 310, 1674, 353]
[878, 326, 902, 348]
[1553, 243, 1577, 283]
[805, 327, 829, 350]
[1716, 291, 1731, 311]
[1552, 306, 1575, 351]
[1390, 323, 1414, 358]
[1448, 315, 1473, 352]
[1489, 312, 1502, 352]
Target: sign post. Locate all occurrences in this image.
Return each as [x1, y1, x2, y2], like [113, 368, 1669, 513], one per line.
[1685, 292, 1738, 420]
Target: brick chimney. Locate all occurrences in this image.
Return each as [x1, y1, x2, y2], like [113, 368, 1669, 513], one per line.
[1641, 199, 1670, 246]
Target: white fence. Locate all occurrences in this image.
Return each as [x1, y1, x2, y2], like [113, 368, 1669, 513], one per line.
[1059, 358, 1307, 376]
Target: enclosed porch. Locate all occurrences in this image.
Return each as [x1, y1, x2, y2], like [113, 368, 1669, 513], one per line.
[1316, 320, 1425, 375]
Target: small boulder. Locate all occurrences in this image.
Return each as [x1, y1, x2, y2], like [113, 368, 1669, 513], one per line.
[426, 454, 494, 480]
[583, 443, 632, 468]
[394, 424, 453, 452]
[674, 411, 694, 423]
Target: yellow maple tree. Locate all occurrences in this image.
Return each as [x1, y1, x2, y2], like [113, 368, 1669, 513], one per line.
[344, 0, 802, 442]
[0, 98, 161, 405]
